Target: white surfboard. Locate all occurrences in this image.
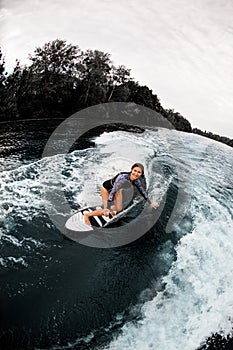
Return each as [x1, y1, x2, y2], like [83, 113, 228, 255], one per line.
[65, 206, 115, 233]
[65, 199, 142, 235]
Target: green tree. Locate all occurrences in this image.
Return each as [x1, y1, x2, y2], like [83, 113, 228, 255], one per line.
[26, 39, 81, 117]
[77, 49, 113, 107]
[1, 59, 24, 120]
[0, 49, 8, 120]
[29, 39, 80, 75]
[192, 128, 232, 147]
[126, 81, 163, 113]
[0, 49, 5, 85]
[107, 65, 131, 102]
[164, 109, 192, 132]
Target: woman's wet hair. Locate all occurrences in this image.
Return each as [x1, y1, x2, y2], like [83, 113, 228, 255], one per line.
[131, 163, 144, 175]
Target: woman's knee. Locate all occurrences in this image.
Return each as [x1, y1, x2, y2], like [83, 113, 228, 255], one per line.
[101, 186, 109, 196]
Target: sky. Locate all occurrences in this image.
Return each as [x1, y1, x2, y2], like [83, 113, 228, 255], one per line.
[0, 0, 233, 139]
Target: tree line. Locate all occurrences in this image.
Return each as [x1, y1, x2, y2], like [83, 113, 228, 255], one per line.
[0, 39, 232, 147]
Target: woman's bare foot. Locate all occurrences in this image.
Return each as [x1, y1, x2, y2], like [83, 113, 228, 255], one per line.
[103, 209, 110, 217]
[109, 205, 117, 217]
[84, 213, 91, 226]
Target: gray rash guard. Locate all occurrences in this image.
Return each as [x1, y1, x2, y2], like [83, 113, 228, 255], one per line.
[108, 172, 149, 202]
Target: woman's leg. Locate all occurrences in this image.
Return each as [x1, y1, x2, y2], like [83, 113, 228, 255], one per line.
[100, 185, 122, 214]
[114, 189, 123, 213]
[100, 186, 109, 210]
[84, 187, 122, 225]
[84, 209, 106, 226]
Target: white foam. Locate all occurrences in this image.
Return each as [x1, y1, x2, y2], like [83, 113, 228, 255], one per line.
[0, 256, 28, 268]
[102, 130, 233, 350]
[2, 127, 232, 350]
[104, 219, 233, 350]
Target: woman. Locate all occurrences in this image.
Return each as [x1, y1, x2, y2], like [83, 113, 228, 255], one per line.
[84, 163, 158, 226]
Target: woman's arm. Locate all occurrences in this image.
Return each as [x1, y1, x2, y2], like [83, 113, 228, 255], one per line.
[135, 180, 159, 208]
[134, 179, 148, 200]
[108, 173, 129, 202]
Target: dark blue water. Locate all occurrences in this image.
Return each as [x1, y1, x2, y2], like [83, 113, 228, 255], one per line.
[0, 120, 232, 350]
[0, 120, 175, 349]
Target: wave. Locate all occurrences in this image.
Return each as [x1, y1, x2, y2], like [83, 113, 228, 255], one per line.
[0, 127, 232, 350]
[100, 131, 233, 350]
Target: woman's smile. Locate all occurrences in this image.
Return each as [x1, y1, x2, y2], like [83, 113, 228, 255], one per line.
[130, 167, 142, 181]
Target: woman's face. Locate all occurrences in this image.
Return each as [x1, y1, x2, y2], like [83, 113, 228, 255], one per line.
[130, 166, 143, 181]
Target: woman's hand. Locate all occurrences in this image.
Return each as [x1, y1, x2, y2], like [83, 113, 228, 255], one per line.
[150, 202, 159, 209]
[103, 209, 110, 217]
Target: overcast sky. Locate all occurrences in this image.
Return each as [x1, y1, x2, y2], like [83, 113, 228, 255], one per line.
[1, 0, 233, 138]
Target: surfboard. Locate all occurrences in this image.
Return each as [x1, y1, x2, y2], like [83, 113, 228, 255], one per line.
[65, 206, 116, 233]
[64, 198, 148, 246]
[65, 198, 143, 234]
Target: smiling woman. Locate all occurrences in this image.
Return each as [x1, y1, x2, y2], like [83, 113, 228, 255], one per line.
[84, 162, 158, 226]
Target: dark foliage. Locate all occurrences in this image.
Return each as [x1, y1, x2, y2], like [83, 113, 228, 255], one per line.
[192, 128, 233, 148]
[163, 108, 192, 133]
[0, 40, 232, 147]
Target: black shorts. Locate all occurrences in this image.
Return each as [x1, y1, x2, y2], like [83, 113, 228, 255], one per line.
[102, 179, 113, 192]
[102, 178, 132, 192]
